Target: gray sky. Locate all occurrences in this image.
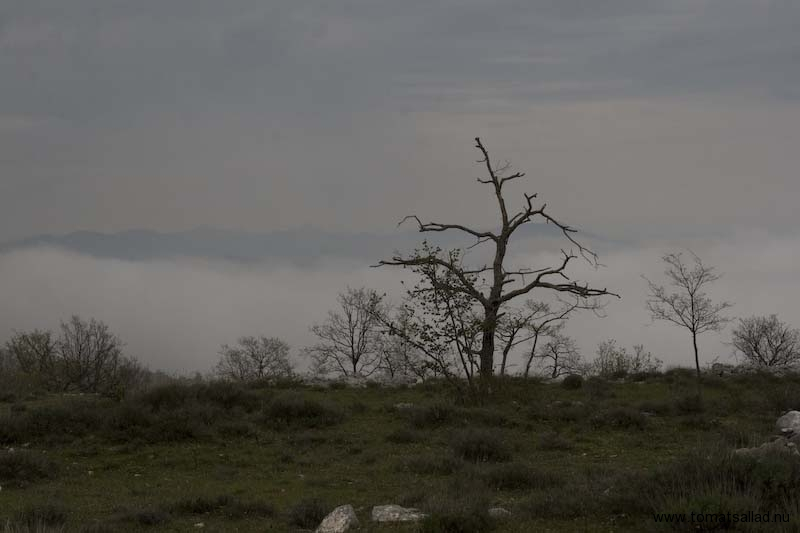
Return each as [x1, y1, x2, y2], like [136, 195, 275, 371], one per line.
[2, 1, 800, 374]
[2, 0, 799, 241]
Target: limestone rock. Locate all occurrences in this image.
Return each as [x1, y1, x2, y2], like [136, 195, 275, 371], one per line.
[371, 504, 427, 523]
[734, 437, 800, 458]
[776, 411, 800, 435]
[488, 507, 512, 519]
[316, 505, 360, 533]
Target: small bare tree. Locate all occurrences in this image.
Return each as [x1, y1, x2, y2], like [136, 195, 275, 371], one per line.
[216, 336, 293, 381]
[378, 137, 616, 393]
[6, 329, 61, 389]
[530, 333, 583, 379]
[304, 287, 388, 378]
[6, 317, 142, 396]
[644, 252, 732, 376]
[496, 296, 601, 378]
[732, 315, 800, 369]
[59, 315, 125, 393]
[0, 347, 15, 373]
[592, 339, 662, 377]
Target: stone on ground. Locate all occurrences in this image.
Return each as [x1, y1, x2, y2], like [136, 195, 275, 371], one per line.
[776, 411, 800, 435]
[734, 437, 800, 458]
[316, 504, 360, 533]
[488, 507, 512, 519]
[371, 504, 428, 522]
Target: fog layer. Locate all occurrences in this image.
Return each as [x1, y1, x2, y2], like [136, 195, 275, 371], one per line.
[1, 231, 796, 375]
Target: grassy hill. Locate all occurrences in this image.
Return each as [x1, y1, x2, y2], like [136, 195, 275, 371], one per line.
[2, 371, 800, 532]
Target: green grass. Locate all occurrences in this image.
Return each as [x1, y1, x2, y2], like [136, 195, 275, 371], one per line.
[1, 371, 799, 531]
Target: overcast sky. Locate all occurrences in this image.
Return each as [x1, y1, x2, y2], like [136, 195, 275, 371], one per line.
[2, 0, 799, 241]
[2, 1, 799, 373]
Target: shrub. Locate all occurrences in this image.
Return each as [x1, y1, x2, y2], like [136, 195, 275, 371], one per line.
[634, 444, 800, 523]
[123, 510, 171, 527]
[537, 431, 574, 451]
[194, 381, 263, 412]
[0, 450, 58, 488]
[169, 494, 274, 518]
[674, 393, 705, 415]
[462, 408, 512, 428]
[527, 402, 587, 423]
[287, 498, 328, 529]
[662, 367, 697, 384]
[170, 494, 233, 514]
[13, 504, 68, 529]
[478, 463, 564, 491]
[592, 340, 662, 378]
[419, 511, 494, 533]
[137, 381, 263, 414]
[285, 431, 329, 451]
[144, 406, 215, 443]
[138, 383, 194, 412]
[261, 394, 342, 429]
[561, 374, 583, 389]
[0, 392, 17, 403]
[348, 400, 368, 414]
[584, 377, 615, 401]
[0, 403, 101, 444]
[400, 454, 464, 476]
[406, 403, 454, 429]
[104, 402, 153, 441]
[3, 521, 67, 533]
[451, 429, 511, 463]
[637, 400, 675, 416]
[519, 485, 599, 520]
[590, 407, 647, 430]
[385, 428, 422, 444]
[419, 488, 494, 533]
[764, 384, 800, 414]
[216, 421, 256, 439]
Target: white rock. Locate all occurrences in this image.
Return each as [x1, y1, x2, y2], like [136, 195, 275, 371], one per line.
[488, 507, 511, 519]
[776, 411, 800, 435]
[393, 403, 415, 410]
[734, 437, 800, 458]
[316, 504, 360, 533]
[371, 504, 427, 522]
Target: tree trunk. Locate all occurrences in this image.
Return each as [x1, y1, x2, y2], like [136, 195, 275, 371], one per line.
[523, 333, 539, 378]
[692, 331, 700, 377]
[479, 306, 498, 393]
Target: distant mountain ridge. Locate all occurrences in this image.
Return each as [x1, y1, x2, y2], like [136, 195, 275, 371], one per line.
[0, 225, 611, 265]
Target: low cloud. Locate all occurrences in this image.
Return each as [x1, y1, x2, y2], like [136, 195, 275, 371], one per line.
[1, 230, 798, 375]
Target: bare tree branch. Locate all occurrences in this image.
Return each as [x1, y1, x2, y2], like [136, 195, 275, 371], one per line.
[376, 137, 616, 393]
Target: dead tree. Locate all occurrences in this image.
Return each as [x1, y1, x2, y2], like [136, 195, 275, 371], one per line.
[377, 137, 616, 392]
[644, 251, 732, 376]
[732, 315, 800, 369]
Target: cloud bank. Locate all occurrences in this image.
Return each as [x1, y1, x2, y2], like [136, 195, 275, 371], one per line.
[2, 230, 798, 375]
